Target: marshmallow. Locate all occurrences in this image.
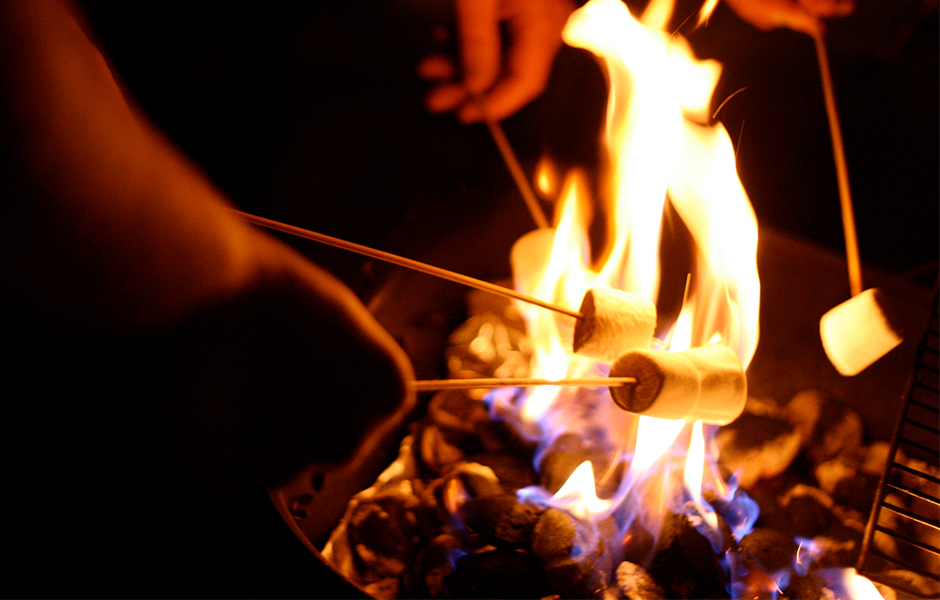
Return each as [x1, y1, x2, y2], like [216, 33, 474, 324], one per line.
[820, 288, 903, 376]
[510, 228, 557, 298]
[573, 287, 657, 363]
[608, 344, 746, 425]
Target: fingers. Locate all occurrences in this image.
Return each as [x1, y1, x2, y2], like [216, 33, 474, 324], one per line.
[798, 0, 855, 19]
[460, 0, 569, 122]
[420, 0, 575, 123]
[421, 0, 501, 119]
[455, 0, 502, 95]
[723, 0, 855, 36]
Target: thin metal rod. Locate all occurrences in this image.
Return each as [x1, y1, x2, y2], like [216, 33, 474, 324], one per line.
[411, 376, 637, 392]
[471, 94, 551, 229]
[814, 31, 863, 297]
[234, 211, 583, 320]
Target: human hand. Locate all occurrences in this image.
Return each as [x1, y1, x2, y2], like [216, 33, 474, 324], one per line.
[419, 0, 577, 123]
[722, 0, 854, 36]
[1, 0, 416, 490]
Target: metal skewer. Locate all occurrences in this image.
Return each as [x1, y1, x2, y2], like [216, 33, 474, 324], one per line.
[235, 210, 583, 320]
[411, 376, 636, 392]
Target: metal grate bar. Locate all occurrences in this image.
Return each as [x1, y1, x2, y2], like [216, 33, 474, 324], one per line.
[882, 500, 940, 529]
[858, 283, 940, 597]
[897, 437, 940, 458]
[873, 524, 940, 556]
[886, 481, 940, 506]
[889, 460, 940, 485]
[909, 397, 939, 413]
[902, 417, 940, 436]
[866, 548, 940, 582]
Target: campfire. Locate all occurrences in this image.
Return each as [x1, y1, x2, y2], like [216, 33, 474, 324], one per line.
[267, 0, 938, 598]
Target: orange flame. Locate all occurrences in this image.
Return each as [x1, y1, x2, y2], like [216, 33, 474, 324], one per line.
[507, 0, 760, 559]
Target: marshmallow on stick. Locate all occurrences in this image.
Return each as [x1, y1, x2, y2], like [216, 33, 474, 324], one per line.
[820, 288, 903, 376]
[573, 287, 657, 363]
[608, 344, 746, 425]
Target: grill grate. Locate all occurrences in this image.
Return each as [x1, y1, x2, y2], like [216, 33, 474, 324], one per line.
[858, 285, 940, 598]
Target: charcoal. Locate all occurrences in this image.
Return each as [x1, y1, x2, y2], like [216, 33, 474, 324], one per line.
[459, 494, 539, 549]
[362, 577, 399, 600]
[716, 412, 801, 488]
[420, 424, 467, 475]
[811, 525, 863, 568]
[831, 473, 879, 514]
[868, 570, 939, 599]
[615, 561, 666, 599]
[452, 549, 555, 599]
[726, 550, 780, 599]
[738, 528, 798, 573]
[620, 518, 656, 566]
[445, 461, 504, 498]
[476, 414, 541, 456]
[543, 555, 592, 599]
[538, 433, 619, 495]
[400, 533, 460, 599]
[814, 456, 858, 496]
[465, 450, 538, 492]
[702, 488, 759, 545]
[784, 572, 824, 600]
[531, 508, 576, 563]
[347, 496, 421, 579]
[682, 499, 736, 554]
[648, 512, 726, 599]
[780, 485, 835, 539]
[786, 389, 864, 466]
[427, 389, 490, 439]
[860, 441, 891, 476]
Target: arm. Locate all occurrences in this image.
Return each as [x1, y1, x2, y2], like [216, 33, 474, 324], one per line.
[0, 0, 415, 486]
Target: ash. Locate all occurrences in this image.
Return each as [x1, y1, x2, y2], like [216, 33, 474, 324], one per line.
[317, 291, 936, 599]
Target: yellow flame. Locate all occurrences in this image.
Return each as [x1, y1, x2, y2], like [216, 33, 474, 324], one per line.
[536, 155, 558, 199]
[511, 0, 761, 519]
[631, 416, 685, 475]
[837, 569, 887, 600]
[552, 461, 612, 519]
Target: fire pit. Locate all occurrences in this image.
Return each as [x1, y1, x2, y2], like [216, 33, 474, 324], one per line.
[271, 229, 934, 599]
[269, 1, 937, 597]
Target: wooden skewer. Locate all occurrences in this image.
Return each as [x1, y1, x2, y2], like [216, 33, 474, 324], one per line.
[234, 210, 583, 320]
[411, 376, 637, 392]
[814, 31, 863, 297]
[471, 94, 551, 230]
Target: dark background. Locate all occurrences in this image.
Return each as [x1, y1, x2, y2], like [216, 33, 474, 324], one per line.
[81, 0, 938, 287]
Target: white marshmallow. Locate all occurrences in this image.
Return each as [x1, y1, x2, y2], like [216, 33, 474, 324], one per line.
[682, 344, 748, 425]
[609, 344, 746, 425]
[573, 287, 657, 363]
[510, 228, 557, 298]
[820, 288, 903, 376]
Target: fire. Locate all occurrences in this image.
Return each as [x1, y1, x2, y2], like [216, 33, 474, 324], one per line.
[493, 0, 888, 597]
[501, 0, 765, 585]
[506, 0, 758, 521]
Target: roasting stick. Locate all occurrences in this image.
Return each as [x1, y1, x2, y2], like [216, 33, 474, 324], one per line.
[813, 31, 903, 376]
[813, 30, 862, 297]
[471, 94, 551, 229]
[234, 210, 582, 320]
[411, 376, 637, 392]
